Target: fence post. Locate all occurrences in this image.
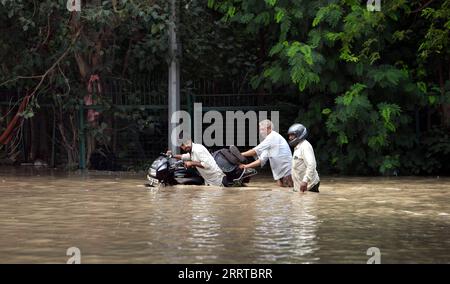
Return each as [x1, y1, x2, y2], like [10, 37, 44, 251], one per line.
[167, 0, 181, 154]
[79, 101, 86, 170]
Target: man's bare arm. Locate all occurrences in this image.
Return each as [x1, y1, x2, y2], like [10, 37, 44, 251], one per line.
[185, 161, 204, 168]
[241, 149, 257, 157]
[239, 159, 261, 169]
[166, 150, 184, 160]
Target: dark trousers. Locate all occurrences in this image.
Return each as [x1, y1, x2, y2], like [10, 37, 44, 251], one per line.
[309, 181, 320, 193]
[222, 176, 230, 187]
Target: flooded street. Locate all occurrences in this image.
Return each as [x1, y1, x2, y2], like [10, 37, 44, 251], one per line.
[0, 167, 449, 263]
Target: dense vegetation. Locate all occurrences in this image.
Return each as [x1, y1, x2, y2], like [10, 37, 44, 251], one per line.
[0, 0, 449, 175]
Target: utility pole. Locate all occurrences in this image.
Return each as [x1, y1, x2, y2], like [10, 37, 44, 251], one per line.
[168, 0, 181, 154]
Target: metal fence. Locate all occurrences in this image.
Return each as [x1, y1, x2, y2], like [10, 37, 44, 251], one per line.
[1, 77, 299, 170]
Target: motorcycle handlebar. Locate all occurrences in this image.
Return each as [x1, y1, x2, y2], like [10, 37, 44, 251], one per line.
[160, 152, 172, 158]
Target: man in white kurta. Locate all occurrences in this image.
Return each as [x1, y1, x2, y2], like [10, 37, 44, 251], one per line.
[292, 139, 320, 192]
[287, 123, 320, 192]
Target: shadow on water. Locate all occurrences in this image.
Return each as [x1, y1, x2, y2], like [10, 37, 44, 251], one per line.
[0, 166, 449, 263]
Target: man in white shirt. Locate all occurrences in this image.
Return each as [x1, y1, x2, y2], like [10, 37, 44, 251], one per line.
[287, 123, 320, 193]
[239, 120, 293, 187]
[169, 139, 227, 187]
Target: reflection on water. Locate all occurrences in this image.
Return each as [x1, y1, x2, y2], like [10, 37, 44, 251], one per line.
[0, 167, 449, 263]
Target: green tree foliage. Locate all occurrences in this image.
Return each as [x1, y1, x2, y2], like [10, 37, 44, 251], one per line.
[209, 0, 450, 175]
[0, 0, 169, 167]
[1, 0, 449, 174]
[0, 0, 262, 168]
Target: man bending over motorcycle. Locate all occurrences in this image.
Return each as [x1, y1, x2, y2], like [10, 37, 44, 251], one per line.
[167, 139, 228, 187]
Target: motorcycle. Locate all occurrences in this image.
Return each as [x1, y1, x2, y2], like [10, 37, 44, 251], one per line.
[146, 146, 257, 187]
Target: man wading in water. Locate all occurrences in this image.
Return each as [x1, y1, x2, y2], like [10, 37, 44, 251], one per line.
[287, 123, 320, 193]
[238, 119, 293, 187]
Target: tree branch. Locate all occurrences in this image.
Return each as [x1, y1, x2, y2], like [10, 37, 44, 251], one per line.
[0, 28, 82, 97]
[0, 75, 44, 88]
[29, 34, 78, 98]
[411, 0, 434, 14]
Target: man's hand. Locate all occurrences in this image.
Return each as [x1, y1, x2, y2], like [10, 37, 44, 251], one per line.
[300, 181, 308, 192]
[239, 164, 248, 169]
[184, 161, 194, 168]
[239, 159, 261, 170]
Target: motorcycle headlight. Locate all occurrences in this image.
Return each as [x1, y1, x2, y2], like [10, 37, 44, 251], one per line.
[150, 168, 157, 177]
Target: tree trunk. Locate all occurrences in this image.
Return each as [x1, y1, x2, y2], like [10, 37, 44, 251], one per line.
[69, 0, 109, 168]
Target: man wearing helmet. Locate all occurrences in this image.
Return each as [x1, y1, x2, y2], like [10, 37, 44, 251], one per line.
[287, 123, 320, 193]
[238, 119, 293, 187]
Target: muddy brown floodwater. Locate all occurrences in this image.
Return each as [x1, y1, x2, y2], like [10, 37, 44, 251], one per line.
[0, 167, 449, 263]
